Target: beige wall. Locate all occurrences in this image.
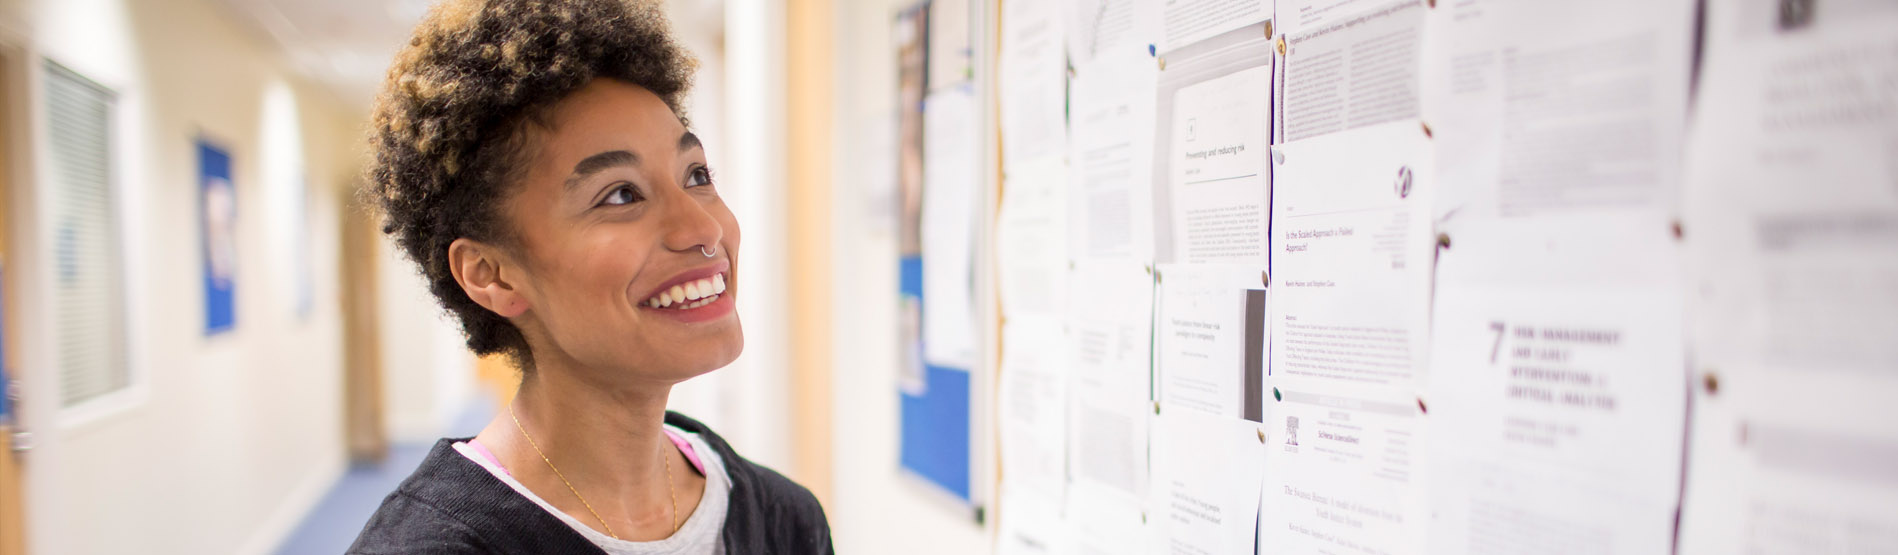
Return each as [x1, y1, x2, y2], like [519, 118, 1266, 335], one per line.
[376, 234, 476, 444]
[0, 0, 409, 553]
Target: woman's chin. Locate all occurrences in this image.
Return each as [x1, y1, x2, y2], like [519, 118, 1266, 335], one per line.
[660, 326, 745, 380]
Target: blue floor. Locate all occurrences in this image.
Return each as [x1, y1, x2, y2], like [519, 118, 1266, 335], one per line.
[274, 399, 495, 555]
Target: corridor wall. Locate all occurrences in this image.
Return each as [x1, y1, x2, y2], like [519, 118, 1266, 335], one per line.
[1, 0, 467, 553]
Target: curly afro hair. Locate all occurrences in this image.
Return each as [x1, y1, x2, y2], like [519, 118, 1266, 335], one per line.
[368, 0, 695, 369]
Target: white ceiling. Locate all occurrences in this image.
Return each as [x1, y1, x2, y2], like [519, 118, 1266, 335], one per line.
[211, 0, 727, 114]
[211, 0, 428, 111]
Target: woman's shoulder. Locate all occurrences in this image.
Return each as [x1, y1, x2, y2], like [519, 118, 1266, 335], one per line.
[664, 411, 834, 554]
[347, 439, 603, 555]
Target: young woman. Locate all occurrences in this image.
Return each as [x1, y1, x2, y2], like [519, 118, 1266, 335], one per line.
[347, 0, 831, 553]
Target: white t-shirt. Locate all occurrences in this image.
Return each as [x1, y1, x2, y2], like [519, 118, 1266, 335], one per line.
[452, 426, 731, 555]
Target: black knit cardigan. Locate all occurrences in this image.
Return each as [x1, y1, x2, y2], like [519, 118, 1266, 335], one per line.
[347, 411, 833, 554]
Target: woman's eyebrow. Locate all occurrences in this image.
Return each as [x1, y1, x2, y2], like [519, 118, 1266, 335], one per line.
[565, 150, 639, 188]
[678, 131, 701, 152]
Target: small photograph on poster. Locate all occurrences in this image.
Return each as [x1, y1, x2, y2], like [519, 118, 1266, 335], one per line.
[199, 139, 237, 336]
[897, 3, 929, 258]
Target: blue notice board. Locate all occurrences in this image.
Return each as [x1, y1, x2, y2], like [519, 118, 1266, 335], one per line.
[0, 270, 8, 422]
[897, 255, 972, 502]
[198, 140, 236, 335]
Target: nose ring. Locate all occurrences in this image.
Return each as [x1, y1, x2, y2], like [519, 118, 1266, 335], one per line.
[700, 245, 717, 258]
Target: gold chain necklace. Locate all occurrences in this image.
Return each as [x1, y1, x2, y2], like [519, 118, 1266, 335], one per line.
[509, 403, 679, 540]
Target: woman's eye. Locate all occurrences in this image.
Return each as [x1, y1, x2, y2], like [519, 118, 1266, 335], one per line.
[687, 166, 716, 188]
[601, 184, 642, 206]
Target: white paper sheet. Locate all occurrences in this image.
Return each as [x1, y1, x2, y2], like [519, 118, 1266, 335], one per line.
[1001, 315, 1071, 501]
[1066, 477, 1150, 555]
[929, 0, 973, 89]
[1163, 65, 1273, 265]
[1150, 26, 1275, 265]
[1069, 53, 1160, 262]
[1422, 0, 1695, 220]
[1260, 386, 1427, 555]
[1278, 0, 1424, 142]
[1159, 0, 1269, 54]
[1000, 489, 1073, 555]
[1065, 0, 1157, 66]
[999, 157, 1070, 319]
[1678, 2, 1898, 552]
[1276, 0, 1404, 35]
[1270, 120, 1434, 390]
[1427, 216, 1688, 555]
[1156, 263, 1266, 419]
[999, 315, 1072, 555]
[1065, 261, 1157, 555]
[1001, 0, 1069, 165]
[1150, 410, 1266, 555]
[1066, 259, 1156, 502]
[922, 87, 980, 368]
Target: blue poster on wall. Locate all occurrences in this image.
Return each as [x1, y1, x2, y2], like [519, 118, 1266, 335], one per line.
[199, 140, 237, 335]
[898, 255, 972, 503]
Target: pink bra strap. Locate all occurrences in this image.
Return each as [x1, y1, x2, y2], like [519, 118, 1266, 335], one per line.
[467, 438, 511, 478]
[664, 428, 708, 475]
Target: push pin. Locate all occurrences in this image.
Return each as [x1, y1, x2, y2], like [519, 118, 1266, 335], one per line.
[1277, 36, 1288, 56]
[1261, 271, 1270, 287]
[1158, 56, 1167, 70]
[1257, 428, 1267, 443]
[1264, 20, 1274, 38]
[1436, 232, 1452, 250]
[1421, 121, 1433, 138]
[1703, 371, 1719, 395]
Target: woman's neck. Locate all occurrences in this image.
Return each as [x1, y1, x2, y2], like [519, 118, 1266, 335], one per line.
[517, 367, 672, 479]
[475, 358, 692, 540]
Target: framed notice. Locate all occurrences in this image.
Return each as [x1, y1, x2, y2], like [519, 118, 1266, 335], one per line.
[198, 139, 236, 335]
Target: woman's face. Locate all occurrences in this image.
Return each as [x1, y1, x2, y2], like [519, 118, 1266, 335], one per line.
[504, 78, 742, 383]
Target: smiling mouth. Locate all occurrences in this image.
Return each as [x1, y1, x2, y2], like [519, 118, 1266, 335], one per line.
[644, 272, 727, 309]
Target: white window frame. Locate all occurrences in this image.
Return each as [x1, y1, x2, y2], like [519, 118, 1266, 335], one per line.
[35, 57, 149, 430]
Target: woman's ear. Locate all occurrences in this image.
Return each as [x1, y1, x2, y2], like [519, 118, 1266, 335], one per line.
[448, 238, 530, 318]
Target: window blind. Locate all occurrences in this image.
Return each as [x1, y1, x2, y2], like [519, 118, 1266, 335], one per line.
[47, 61, 128, 408]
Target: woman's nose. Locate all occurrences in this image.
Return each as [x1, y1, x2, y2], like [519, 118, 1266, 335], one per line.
[659, 186, 724, 255]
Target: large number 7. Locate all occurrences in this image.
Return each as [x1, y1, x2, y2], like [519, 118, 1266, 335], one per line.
[1488, 321, 1506, 364]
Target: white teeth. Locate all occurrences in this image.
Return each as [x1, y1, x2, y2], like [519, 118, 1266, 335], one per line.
[645, 273, 729, 308]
